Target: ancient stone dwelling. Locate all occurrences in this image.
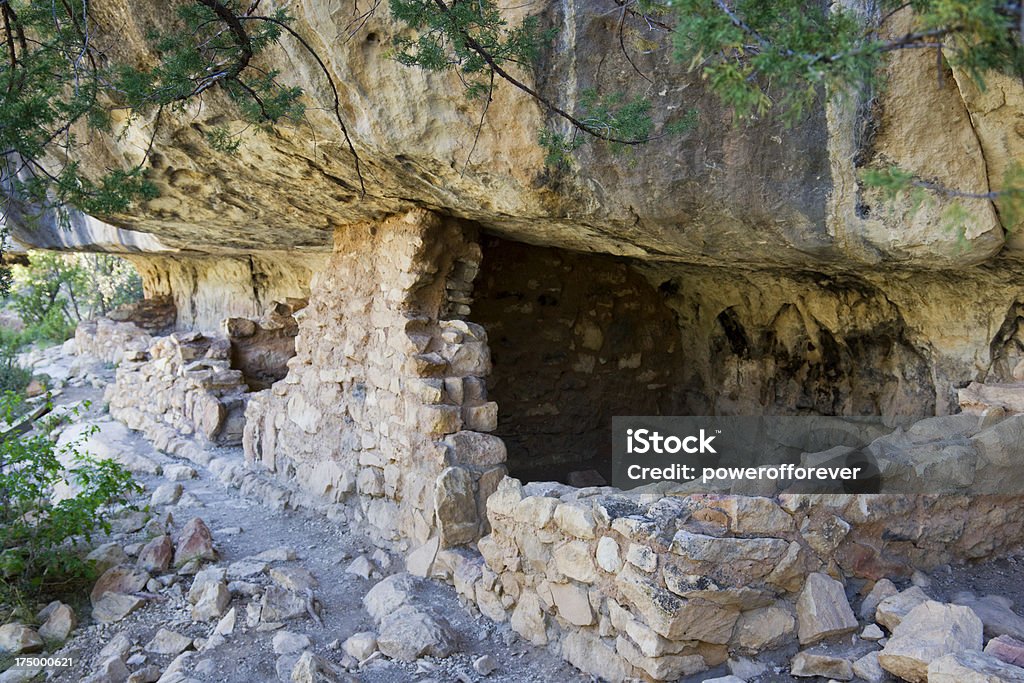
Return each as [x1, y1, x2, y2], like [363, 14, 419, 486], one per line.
[12, 1, 1024, 680]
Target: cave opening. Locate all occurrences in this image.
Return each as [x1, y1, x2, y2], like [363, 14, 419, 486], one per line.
[470, 236, 689, 485]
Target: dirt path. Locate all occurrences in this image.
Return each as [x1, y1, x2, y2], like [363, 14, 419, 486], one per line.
[21, 351, 584, 683]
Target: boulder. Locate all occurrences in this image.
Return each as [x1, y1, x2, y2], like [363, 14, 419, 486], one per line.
[879, 601, 984, 683]
[213, 608, 236, 636]
[860, 578, 899, 621]
[187, 567, 226, 603]
[92, 593, 145, 624]
[272, 631, 311, 655]
[405, 537, 439, 578]
[37, 603, 76, 641]
[150, 483, 183, 506]
[145, 628, 193, 656]
[342, 632, 377, 660]
[88, 655, 129, 683]
[473, 654, 498, 676]
[289, 650, 351, 683]
[376, 606, 456, 661]
[0, 624, 43, 654]
[191, 581, 230, 621]
[91, 565, 149, 603]
[790, 651, 853, 680]
[929, 651, 1024, 682]
[876, 586, 930, 631]
[852, 651, 887, 683]
[988, 635, 1024, 667]
[731, 605, 796, 652]
[363, 574, 421, 622]
[796, 572, 858, 644]
[86, 543, 129, 573]
[953, 593, 1024, 640]
[174, 518, 217, 566]
[270, 566, 317, 592]
[344, 555, 372, 579]
[261, 586, 309, 622]
[138, 535, 174, 573]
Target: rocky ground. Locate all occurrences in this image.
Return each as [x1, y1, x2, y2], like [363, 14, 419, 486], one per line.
[4, 344, 1024, 683]
[0, 347, 583, 683]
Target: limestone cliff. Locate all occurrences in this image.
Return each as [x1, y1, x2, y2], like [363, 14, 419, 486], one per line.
[10, 1, 1024, 416]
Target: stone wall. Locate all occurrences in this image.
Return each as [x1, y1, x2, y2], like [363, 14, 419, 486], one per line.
[242, 210, 505, 548]
[437, 479, 1024, 682]
[105, 331, 249, 447]
[75, 318, 153, 366]
[473, 237, 687, 482]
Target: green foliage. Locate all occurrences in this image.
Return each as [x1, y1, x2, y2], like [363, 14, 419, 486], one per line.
[6, 251, 142, 346]
[1, 1, 307, 218]
[538, 130, 584, 169]
[0, 330, 32, 395]
[0, 394, 141, 607]
[387, 0, 690, 165]
[578, 90, 654, 154]
[388, 0, 553, 91]
[672, 0, 1024, 123]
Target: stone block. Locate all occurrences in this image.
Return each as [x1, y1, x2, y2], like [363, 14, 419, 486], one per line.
[796, 572, 858, 645]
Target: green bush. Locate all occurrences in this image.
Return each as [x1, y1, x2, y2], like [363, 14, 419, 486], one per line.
[0, 329, 31, 395]
[5, 251, 143, 347]
[0, 394, 141, 609]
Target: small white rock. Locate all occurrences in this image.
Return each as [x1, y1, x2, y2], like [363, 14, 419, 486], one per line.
[473, 654, 498, 676]
[345, 555, 373, 579]
[343, 632, 377, 660]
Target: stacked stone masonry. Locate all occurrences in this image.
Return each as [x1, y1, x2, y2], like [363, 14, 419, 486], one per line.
[456, 481, 1024, 682]
[242, 210, 504, 549]
[106, 331, 249, 447]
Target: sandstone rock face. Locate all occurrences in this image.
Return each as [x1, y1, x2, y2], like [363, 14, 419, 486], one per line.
[17, 0, 1016, 274]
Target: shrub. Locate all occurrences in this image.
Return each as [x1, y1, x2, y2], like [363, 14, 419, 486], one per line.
[0, 394, 141, 609]
[5, 251, 143, 346]
[0, 329, 31, 395]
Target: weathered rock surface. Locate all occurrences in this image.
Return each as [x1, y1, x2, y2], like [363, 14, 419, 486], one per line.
[37, 603, 76, 642]
[138, 535, 174, 573]
[879, 601, 984, 683]
[790, 651, 854, 680]
[988, 635, 1024, 667]
[929, 651, 1024, 682]
[796, 573, 858, 644]
[145, 628, 193, 656]
[0, 624, 43, 654]
[342, 632, 377, 661]
[876, 586, 930, 631]
[174, 518, 217, 566]
[375, 606, 457, 662]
